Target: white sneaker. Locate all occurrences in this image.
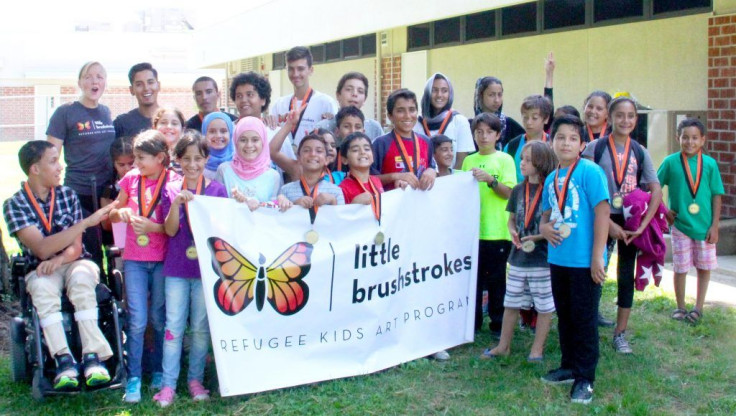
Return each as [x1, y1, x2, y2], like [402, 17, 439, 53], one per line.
[431, 350, 450, 361]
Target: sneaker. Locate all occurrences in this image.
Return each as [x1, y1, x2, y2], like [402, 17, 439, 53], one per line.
[82, 353, 111, 386]
[153, 386, 176, 407]
[188, 380, 210, 402]
[430, 350, 450, 361]
[598, 313, 615, 327]
[53, 354, 79, 390]
[570, 379, 594, 404]
[151, 372, 164, 390]
[541, 367, 575, 384]
[124, 376, 142, 403]
[613, 332, 633, 354]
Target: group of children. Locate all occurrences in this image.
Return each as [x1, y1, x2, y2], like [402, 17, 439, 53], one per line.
[4, 45, 724, 407]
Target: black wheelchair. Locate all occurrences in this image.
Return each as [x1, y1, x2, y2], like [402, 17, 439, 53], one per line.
[8, 252, 126, 400]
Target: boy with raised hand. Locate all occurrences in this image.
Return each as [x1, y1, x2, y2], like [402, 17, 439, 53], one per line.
[657, 118, 724, 324]
[539, 115, 609, 405]
[3, 141, 117, 390]
[371, 89, 436, 191]
[114, 62, 161, 138]
[316, 72, 383, 140]
[269, 46, 338, 149]
[504, 95, 554, 182]
[185, 76, 237, 132]
[462, 113, 516, 338]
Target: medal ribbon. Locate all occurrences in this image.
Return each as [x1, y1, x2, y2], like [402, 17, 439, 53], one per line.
[421, 110, 453, 136]
[299, 175, 321, 223]
[393, 131, 419, 175]
[23, 182, 55, 234]
[289, 87, 314, 138]
[523, 181, 543, 230]
[680, 150, 703, 200]
[182, 175, 205, 233]
[137, 169, 169, 219]
[350, 173, 381, 225]
[607, 135, 632, 190]
[553, 158, 580, 213]
[322, 168, 335, 184]
[587, 122, 607, 143]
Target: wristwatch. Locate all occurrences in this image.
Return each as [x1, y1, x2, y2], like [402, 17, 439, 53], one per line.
[488, 177, 498, 189]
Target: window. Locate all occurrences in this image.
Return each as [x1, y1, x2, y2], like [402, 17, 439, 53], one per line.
[466, 10, 496, 41]
[434, 17, 461, 45]
[408, 23, 431, 49]
[310, 45, 325, 63]
[594, 0, 643, 23]
[653, 0, 710, 14]
[325, 41, 341, 61]
[343, 37, 360, 58]
[361, 34, 376, 56]
[544, 0, 585, 30]
[502, 2, 537, 36]
[272, 52, 285, 70]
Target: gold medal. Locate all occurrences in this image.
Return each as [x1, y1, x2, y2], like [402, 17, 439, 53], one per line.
[374, 231, 385, 245]
[136, 234, 150, 247]
[521, 240, 536, 253]
[305, 229, 319, 244]
[612, 194, 624, 209]
[186, 245, 198, 260]
[558, 224, 571, 239]
[688, 203, 700, 215]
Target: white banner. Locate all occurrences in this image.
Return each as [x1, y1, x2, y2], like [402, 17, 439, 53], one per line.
[189, 172, 480, 397]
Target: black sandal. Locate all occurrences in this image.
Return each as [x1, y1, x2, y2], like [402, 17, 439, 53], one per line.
[671, 308, 687, 321]
[685, 309, 702, 324]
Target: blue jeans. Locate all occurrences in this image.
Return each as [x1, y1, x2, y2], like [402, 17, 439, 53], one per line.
[161, 277, 210, 389]
[124, 260, 165, 378]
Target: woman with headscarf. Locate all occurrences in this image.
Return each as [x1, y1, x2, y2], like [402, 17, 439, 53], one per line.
[202, 112, 235, 180]
[214, 117, 290, 211]
[413, 73, 475, 169]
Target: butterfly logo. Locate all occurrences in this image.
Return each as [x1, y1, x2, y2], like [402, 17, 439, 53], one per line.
[76, 121, 91, 131]
[207, 237, 313, 316]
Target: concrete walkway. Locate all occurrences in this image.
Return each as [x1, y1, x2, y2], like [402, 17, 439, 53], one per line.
[657, 255, 736, 308]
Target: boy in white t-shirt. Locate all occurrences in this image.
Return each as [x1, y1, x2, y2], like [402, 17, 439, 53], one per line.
[269, 46, 338, 149]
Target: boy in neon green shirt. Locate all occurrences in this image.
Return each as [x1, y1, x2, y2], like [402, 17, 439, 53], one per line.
[462, 112, 517, 336]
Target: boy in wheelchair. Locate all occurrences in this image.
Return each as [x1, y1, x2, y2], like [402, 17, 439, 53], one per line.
[3, 141, 118, 390]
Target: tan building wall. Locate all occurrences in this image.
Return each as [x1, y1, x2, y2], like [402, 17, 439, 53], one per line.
[424, 13, 708, 121]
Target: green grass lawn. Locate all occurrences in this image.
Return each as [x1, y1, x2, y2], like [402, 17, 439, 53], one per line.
[0, 141, 734, 415]
[0, 281, 734, 415]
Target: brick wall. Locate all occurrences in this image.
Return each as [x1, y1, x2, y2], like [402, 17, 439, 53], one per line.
[380, 56, 402, 125]
[0, 84, 232, 142]
[708, 15, 736, 218]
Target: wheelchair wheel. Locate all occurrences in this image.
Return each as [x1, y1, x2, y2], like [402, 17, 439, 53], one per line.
[31, 367, 46, 401]
[10, 317, 29, 383]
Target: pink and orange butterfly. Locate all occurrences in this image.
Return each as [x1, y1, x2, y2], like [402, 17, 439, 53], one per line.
[207, 237, 313, 316]
[76, 121, 91, 131]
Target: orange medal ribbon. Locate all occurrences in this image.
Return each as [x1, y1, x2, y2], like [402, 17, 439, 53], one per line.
[23, 182, 55, 234]
[421, 110, 453, 136]
[553, 158, 580, 213]
[350, 173, 381, 224]
[322, 168, 335, 184]
[587, 122, 607, 143]
[299, 175, 321, 223]
[608, 135, 632, 190]
[523, 180, 543, 230]
[680, 150, 703, 200]
[137, 170, 168, 219]
[393, 131, 420, 174]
